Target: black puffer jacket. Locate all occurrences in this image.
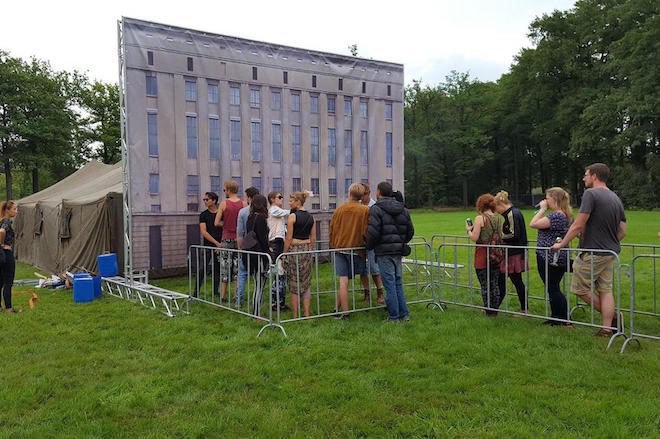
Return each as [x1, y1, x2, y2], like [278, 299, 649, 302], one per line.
[366, 197, 414, 256]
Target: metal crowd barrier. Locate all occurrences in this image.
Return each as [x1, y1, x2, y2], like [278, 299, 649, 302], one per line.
[621, 254, 660, 353]
[435, 242, 627, 349]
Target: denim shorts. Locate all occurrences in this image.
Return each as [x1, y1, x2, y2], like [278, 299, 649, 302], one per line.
[334, 252, 366, 279]
[367, 249, 380, 275]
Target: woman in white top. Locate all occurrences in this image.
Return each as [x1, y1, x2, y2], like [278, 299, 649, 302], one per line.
[267, 191, 290, 311]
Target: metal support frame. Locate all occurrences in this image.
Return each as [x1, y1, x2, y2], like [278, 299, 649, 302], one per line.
[103, 276, 189, 317]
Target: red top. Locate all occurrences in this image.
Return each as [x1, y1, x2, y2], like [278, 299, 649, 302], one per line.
[221, 199, 243, 240]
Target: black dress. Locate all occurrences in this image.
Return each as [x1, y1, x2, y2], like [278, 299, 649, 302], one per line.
[243, 214, 270, 274]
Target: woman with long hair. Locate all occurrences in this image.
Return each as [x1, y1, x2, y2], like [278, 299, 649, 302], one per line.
[495, 190, 529, 314]
[0, 201, 19, 313]
[283, 191, 316, 318]
[243, 194, 270, 317]
[530, 187, 573, 325]
[466, 194, 504, 316]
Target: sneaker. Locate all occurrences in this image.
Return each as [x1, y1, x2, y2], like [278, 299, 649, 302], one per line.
[595, 328, 613, 337]
[376, 294, 385, 305]
[384, 318, 399, 323]
[334, 313, 350, 320]
[400, 315, 411, 322]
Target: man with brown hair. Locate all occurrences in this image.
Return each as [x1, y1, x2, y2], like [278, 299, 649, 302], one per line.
[552, 163, 627, 336]
[330, 183, 370, 319]
[215, 180, 247, 303]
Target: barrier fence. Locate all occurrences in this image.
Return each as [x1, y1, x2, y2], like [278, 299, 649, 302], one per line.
[621, 254, 660, 353]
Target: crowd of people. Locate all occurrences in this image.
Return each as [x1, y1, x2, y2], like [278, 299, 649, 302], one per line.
[466, 163, 627, 336]
[197, 180, 414, 321]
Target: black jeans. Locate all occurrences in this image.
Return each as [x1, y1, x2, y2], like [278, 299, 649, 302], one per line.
[499, 271, 528, 311]
[536, 253, 568, 320]
[195, 248, 221, 297]
[1, 249, 16, 309]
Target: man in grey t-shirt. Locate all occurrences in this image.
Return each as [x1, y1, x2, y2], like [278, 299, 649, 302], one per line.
[552, 163, 627, 336]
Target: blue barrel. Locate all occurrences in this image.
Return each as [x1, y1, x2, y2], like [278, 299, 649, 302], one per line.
[93, 275, 102, 298]
[73, 276, 95, 303]
[97, 253, 118, 277]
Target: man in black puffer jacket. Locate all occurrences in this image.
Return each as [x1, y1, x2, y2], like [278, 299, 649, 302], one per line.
[366, 182, 415, 321]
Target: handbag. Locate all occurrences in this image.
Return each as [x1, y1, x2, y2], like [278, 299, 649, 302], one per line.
[242, 230, 259, 251]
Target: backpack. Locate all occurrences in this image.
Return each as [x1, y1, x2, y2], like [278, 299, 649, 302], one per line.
[485, 215, 504, 266]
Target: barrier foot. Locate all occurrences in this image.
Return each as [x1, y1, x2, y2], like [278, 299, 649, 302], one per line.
[569, 304, 585, 319]
[606, 332, 626, 350]
[620, 337, 641, 354]
[257, 322, 287, 338]
[426, 301, 445, 311]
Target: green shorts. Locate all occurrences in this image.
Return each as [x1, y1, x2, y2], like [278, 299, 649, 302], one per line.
[571, 252, 615, 297]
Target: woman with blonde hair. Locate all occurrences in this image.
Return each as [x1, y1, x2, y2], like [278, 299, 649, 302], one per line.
[466, 194, 504, 316]
[494, 190, 529, 314]
[283, 191, 316, 318]
[530, 187, 573, 325]
[0, 201, 19, 313]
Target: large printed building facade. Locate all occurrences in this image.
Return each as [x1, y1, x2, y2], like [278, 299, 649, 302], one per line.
[121, 18, 404, 272]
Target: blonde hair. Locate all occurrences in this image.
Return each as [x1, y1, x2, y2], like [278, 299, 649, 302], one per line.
[290, 191, 310, 206]
[494, 190, 510, 205]
[1, 200, 16, 218]
[224, 180, 238, 195]
[348, 183, 365, 200]
[546, 187, 573, 222]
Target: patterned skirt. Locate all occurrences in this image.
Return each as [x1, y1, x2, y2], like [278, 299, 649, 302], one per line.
[284, 242, 313, 295]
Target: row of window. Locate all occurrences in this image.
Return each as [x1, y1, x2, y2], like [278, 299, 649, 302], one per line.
[149, 113, 393, 167]
[145, 51, 393, 96]
[148, 174, 384, 199]
[146, 74, 394, 119]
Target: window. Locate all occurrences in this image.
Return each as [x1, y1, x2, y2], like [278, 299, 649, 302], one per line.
[187, 203, 199, 212]
[292, 125, 301, 164]
[344, 130, 352, 165]
[210, 176, 221, 193]
[209, 117, 220, 160]
[345, 178, 352, 195]
[146, 72, 157, 97]
[311, 127, 319, 163]
[185, 79, 197, 101]
[312, 203, 320, 210]
[233, 176, 242, 194]
[150, 204, 161, 213]
[272, 123, 281, 162]
[311, 178, 319, 196]
[250, 88, 260, 108]
[147, 112, 158, 156]
[230, 85, 240, 105]
[283, 71, 288, 84]
[149, 174, 159, 194]
[387, 85, 392, 96]
[362, 81, 366, 93]
[360, 131, 368, 166]
[338, 78, 343, 90]
[361, 178, 369, 184]
[385, 102, 393, 120]
[328, 128, 336, 166]
[187, 175, 200, 196]
[344, 98, 352, 117]
[272, 90, 281, 110]
[272, 177, 282, 193]
[360, 100, 368, 118]
[291, 92, 301, 112]
[186, 115, 197, 159]
[328, 178, 337, 195]
[252, 177, 262, 191]
[251, 121, 261, 161]
[386, 132, 393, 168]
[386, 178, 393, 186]
[292, 177, 301, 192]
[147, 51, 154, 66]
[312, 75, 317, 88]
[252, 66, 258, 80]
[328, 96, 336, 114]
[310, 94, 319, 114]
[208, 82, 218, 104]
[329, 202, 336, 210]
[230, 119, 241, 160]
[187, 57, 193, 72]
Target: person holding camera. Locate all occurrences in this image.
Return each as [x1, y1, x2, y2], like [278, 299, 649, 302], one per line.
[366, 182, 414, 322]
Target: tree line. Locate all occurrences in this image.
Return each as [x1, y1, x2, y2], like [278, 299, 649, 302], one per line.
[404, 0, 660, 209]
[0, 51, 119, 200]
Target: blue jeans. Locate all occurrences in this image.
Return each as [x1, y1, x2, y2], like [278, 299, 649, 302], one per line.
[378, 255, 408, 320]
[235, 258, 249, 306]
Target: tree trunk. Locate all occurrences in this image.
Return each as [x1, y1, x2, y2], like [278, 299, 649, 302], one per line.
[32, 168, 39, 193]
[4, 160, 12, 200]
[462, 176, 468, 208]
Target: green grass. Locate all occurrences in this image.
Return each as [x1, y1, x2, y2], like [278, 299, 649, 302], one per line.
[3, 210, 660, 437]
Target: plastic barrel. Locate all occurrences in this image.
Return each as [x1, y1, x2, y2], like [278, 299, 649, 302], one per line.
[73, 276, 95, 303]
[93, 275, 102, 299]
[97, 253, 118, 277]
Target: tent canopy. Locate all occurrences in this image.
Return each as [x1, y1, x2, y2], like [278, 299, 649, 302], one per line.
[15, 161, 124, 275]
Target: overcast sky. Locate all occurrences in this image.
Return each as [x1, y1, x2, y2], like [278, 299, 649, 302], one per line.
[2, 0, 575, 86]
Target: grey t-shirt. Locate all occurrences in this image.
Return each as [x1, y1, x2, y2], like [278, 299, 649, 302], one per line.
[579, 188, 626, 253]
[236, 205, 250, 239]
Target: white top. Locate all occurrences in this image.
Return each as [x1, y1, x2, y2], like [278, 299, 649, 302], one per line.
[268, 205, 290, 241]
[368, 198, 376, 207]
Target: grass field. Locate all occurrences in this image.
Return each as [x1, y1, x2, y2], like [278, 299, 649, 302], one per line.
[2, 209, 660, 437]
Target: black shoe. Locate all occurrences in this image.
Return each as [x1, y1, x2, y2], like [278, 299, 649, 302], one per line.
[334, 313, 350, 320]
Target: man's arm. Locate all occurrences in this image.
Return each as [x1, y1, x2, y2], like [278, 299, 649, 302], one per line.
[200, 223, 221, 248]
[617, 221, 627, 242]
[214, 201, 225, 227]
[365, 208, 381, 250]
[551, 212, 590, 251]
[270, 206, 290, 218]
